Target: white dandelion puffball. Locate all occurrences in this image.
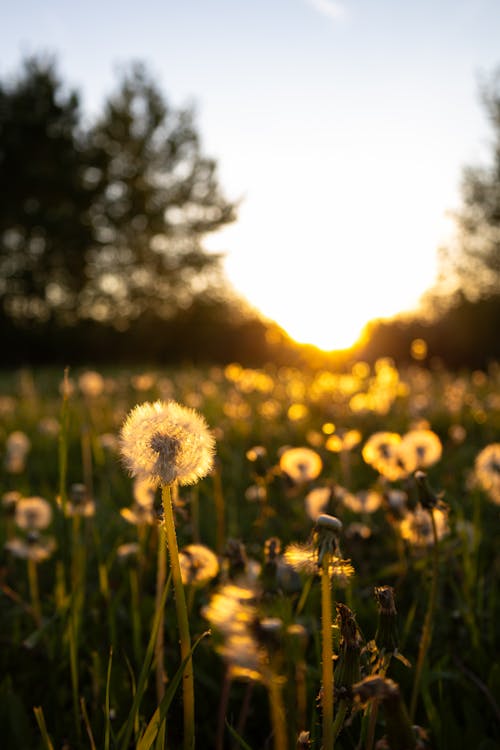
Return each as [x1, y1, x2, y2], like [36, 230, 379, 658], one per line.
[120, 400, 215, 487]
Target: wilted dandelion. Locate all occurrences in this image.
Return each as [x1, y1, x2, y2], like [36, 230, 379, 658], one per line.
[279, 447, 322, 484]
[179, 543, 219, 586]
[120, 400, 215, 487]
[474, 443, 500, 504]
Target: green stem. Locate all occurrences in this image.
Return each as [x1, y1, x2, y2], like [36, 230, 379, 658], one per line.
[130, 567, 142, 666]
[27, 557, 42, 627]
[161, 483, 195, 750]
[212, 463, 225, 556]
[155, 521, 167, 704]
[409, 508, 440, 722]
[321, 553, 334, 750]
[332, 700, 347, 742]
[267, 674, 288, 750]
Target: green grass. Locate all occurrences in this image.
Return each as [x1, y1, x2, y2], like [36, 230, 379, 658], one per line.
[0, 360, 499, 749]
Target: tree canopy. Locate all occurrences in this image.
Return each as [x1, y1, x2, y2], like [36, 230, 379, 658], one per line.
[437, 68, 500, 301]
[0, 57, 237, 329]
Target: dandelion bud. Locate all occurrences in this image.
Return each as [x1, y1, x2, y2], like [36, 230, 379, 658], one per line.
[314, 514, 343, 566]
[413, 471, 438, 510]
[256, 616, 283, 648]
[374, 585, 399, 654]
[351, 677, 416, 750]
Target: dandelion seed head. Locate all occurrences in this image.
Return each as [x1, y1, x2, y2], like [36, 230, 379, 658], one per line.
[119, 400, 215, 487]
[15, 497, 52, 530]
[279, 447, 323, 483]
[362, 432, 407, 481]
[342, 489, 382, 514]
[399, 506, 449, 547]
[5, 534, 56, 562]
[474, 443, 500, 504]
[78, 370, 105, 398]
[179, 543, 219, 586]
[400, 429, 442, 470]
[305, 486, 332, 520]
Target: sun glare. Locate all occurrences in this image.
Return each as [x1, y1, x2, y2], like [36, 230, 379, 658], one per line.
[213, 157, 452, 352]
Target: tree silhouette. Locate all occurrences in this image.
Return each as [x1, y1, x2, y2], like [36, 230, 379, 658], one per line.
[438, 68, 500, 300]
[81, 63, 237, 326]
[0, 58, 237, 329]
[0, 57, 95, 323]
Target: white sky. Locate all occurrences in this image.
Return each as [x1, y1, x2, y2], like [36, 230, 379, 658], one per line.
[2, 0, 500, 349]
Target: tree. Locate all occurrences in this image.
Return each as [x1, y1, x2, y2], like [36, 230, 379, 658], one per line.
[0, 58, 237, 329]
[79, 63, 237, 326]
[438, 68, 500, 300]
[0, 56, 96, 323]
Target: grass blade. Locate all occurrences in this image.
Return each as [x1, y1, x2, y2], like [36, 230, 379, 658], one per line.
[136, 630, 210, 750]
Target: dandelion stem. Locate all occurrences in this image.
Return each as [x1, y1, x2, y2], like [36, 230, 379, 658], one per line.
[332, 699, 347, 743]
[27, 558, 42, 627]
[410, 508, 440, 722]
[321, 552, 335, 750]
[267, 674, 288, 750]
[212, 462, 225, 556]
[130, 567, 142, 666]
[161, 483, 195, 750]
[155, 520, 168, 704]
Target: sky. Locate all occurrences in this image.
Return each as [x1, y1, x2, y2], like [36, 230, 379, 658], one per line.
[2, 0, 500, 349]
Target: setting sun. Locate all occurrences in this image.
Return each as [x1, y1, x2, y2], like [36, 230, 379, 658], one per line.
[217, 165, 451, 351]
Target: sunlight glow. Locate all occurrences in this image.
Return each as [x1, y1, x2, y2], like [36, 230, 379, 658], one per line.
[212, 157, 453, 351]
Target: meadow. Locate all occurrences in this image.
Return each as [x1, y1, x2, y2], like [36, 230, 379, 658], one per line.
[0, 359, 499, 750]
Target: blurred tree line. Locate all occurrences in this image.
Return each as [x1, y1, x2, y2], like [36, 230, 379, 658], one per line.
[0, 56, 499, 369]
[0, 56, 286, 365]
[358, 68, 500, 371]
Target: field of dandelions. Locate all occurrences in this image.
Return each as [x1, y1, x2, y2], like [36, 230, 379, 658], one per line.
[0, 360, 499, 750]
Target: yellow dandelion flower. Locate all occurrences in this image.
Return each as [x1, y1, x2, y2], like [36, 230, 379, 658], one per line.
[119, 400, 215, 487]
[279, 447, 323, 483]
